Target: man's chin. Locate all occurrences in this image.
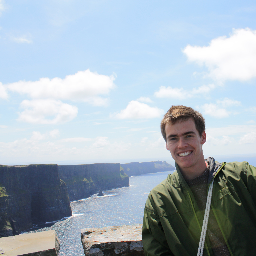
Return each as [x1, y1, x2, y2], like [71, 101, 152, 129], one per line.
[176, 160, 194, 170]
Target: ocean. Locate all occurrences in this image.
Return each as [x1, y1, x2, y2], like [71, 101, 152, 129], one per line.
[32, 170, 173, 255]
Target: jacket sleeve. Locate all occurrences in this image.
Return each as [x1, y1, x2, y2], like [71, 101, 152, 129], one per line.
[142, 197, 174, 256]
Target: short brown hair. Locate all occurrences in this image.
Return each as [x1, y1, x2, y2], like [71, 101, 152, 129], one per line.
[161, 105, 205, 141]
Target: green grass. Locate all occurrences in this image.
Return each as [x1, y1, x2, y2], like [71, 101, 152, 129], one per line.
[0, 186, 7, 197]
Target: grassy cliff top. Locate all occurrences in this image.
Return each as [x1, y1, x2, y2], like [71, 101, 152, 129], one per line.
[0, 187, 7, 197]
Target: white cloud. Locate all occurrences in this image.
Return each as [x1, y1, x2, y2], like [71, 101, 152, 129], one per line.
[192, 84, 216, 95]
[31, 131, 45, 141]
[7, 69, 115, 105]
[141, 137, 149, 144]
[18, 99, 78, 124]
[154, 86, 188, 99]
[93, 137, 109, 148]
[207, 125, 256, 137]
[206, 135, 234, 146]
[0, 0, 5, 16]
[112, 101, 164, 119]
[50, 129, 60, 138]
[139, 135, 166, 152]
[151, 136, 166, 148]
[0, 82, 8, 99]
[129, 128, 146, 132]
[61, 137, 92, 143]
[0, 135, 136, 164]
[239, 132, 256, 144]
[204, 125, 256, 156]
[12, 36, 32, 44]
[247, 107, 256, 113]
[29, 130, 60, 141]
[154, 84, 215, 99]
[137, 97, 153, 103]
[85, 96, 109, 106]
[201, 103, 229, 118]
[200, 98, 241, 118]
[216, 98, 241, 107]
[183, 28, 256, 82]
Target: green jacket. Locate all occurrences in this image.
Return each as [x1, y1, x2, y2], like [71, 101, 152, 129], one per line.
[142, 160, 256, 256]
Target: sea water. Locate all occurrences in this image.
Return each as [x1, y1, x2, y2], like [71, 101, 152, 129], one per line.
[33, 170, 173, 255]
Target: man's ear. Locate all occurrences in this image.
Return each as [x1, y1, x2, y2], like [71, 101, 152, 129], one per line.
[201, 131, 206, 145]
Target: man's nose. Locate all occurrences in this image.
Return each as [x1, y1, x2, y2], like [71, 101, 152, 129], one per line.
[177, 137, 187, 148]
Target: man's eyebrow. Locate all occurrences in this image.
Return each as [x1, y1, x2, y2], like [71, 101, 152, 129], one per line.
[167, 131, 195, 138]
[183, 131, 195, 136]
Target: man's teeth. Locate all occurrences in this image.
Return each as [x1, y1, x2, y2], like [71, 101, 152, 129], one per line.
[179, 151, 191, 157]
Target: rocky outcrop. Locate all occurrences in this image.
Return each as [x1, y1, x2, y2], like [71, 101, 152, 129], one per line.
[0, 230, 59, 256]
[81, 224, 144, 255]
[0, 165, 72, 237]
[121, 161, 174, 177]
[58, 163, 129, 202]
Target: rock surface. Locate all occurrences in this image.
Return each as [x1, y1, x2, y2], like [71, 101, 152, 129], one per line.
[58, 163, 129, 201]
[81, 224, 144, 256]
[0, 230, 59, 256]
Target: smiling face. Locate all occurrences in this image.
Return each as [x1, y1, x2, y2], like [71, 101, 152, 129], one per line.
[165, 118, 206, 179]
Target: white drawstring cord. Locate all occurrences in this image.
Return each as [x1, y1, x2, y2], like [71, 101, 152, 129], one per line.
[197, 179, 214, 256]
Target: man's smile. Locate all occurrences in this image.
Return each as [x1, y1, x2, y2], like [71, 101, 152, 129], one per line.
[178, 151, 192, 157]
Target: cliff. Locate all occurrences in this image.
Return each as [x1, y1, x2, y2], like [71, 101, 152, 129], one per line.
[58, 163, 129, 201]
[0, 164, 72, 237]
[121, 161, 174, 177]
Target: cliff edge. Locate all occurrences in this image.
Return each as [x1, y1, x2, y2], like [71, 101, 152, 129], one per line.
[121, 161, 174, 177]
[59, 163, 129, 201]
[0, 164, 72, 237]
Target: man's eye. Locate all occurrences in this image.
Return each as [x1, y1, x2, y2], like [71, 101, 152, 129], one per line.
[169, 137, 176, 141]
[185, 134, 193, 138]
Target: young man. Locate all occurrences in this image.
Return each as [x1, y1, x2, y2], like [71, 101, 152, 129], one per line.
[142, 105, 256, 256]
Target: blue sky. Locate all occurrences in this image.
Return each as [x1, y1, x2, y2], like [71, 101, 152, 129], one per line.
[1, 0, 256, 165]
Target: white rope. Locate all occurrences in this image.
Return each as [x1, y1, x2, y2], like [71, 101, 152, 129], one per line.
[197, 179, 214, 256]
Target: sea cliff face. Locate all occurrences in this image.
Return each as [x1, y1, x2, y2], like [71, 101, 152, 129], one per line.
[0, 161, 169, 237]
[121, 161, 174, 177]
[0, 164, 72, 237]
[0, 163, 129, 236]
[58, 163, 129, 201]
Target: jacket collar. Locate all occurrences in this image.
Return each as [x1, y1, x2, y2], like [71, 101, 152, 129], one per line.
[205, 157, 226, 181]
[174, 157, 226, 186]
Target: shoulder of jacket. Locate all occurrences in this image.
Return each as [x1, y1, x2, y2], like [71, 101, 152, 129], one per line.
[219, 161, 253, 180]
[147, 171, 179, 197]
[224, 161, 249, 172]
[145, 172, 178, 213]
